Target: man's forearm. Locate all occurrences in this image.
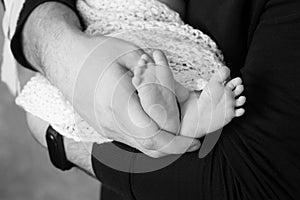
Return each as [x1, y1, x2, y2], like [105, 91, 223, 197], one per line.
[22, 2, 98, 100]
[22, 2, 82, 97]
[22, 2, 81, 69]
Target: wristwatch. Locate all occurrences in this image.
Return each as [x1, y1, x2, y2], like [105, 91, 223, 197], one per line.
[46, 126, 74, 171]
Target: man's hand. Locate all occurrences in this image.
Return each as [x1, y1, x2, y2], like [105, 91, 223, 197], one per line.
[22, 2, 200, 158]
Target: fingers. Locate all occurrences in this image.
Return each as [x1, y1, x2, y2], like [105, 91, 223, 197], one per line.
[134, 129, 201, 157]
[153, 50, 168, 67]
[155, 132, 201, 154]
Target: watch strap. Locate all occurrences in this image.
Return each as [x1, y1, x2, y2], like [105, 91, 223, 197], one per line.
[46, 126, 74, 171]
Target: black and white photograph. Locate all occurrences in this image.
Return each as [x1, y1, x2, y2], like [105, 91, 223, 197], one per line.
[0, 0, 299, 199]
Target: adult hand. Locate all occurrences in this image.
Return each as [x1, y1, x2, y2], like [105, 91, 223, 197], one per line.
[22, 2, 200, 158]
[72, 36, 201, 158]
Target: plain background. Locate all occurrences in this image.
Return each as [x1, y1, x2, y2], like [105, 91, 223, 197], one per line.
[0, 4, 100, 200]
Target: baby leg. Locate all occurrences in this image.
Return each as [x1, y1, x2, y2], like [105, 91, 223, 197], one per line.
[132, 50, 180, 134]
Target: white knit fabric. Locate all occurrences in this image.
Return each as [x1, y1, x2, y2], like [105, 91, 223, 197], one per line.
[16, 0, 226, 143]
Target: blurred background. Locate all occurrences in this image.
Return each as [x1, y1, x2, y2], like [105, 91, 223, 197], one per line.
[0, 5, 100, 200]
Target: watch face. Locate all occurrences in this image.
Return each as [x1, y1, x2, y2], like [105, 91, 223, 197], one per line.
[46, 126, 73, 170]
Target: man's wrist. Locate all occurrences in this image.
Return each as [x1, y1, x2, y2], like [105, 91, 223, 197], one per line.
[63, 137, 95, 177]
[26, 112, 95, 177]
[46, 126, 74, 170]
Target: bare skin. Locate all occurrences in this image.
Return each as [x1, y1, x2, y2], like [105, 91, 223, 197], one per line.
[132, 51, 181, 134]
[22, 2, 201, 159]
[132, 50, 246, 138]
[180, 67, 246, 137]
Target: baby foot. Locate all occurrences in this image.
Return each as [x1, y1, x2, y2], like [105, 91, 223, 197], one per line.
[132, 50, 180, 134]
[180, 67, 246, 138]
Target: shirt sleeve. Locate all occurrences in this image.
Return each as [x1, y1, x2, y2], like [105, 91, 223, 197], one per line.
[11, 0, 79, 71]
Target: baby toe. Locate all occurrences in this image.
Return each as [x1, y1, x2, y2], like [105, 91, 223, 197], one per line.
[140, 54, 152, 64]
[132, 64, 147, 87]
[153, 50, 168, 67]
[135, 65, 146, 77]
[236, 96, 246, 107]
[235, 108, 245, 117]
[233, 85, 244, 97]
[132, 75, 142, 88]
[226, 77, 243, 90]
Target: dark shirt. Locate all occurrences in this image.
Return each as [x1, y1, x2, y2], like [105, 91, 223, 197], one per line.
[11, 0, 300, 199]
